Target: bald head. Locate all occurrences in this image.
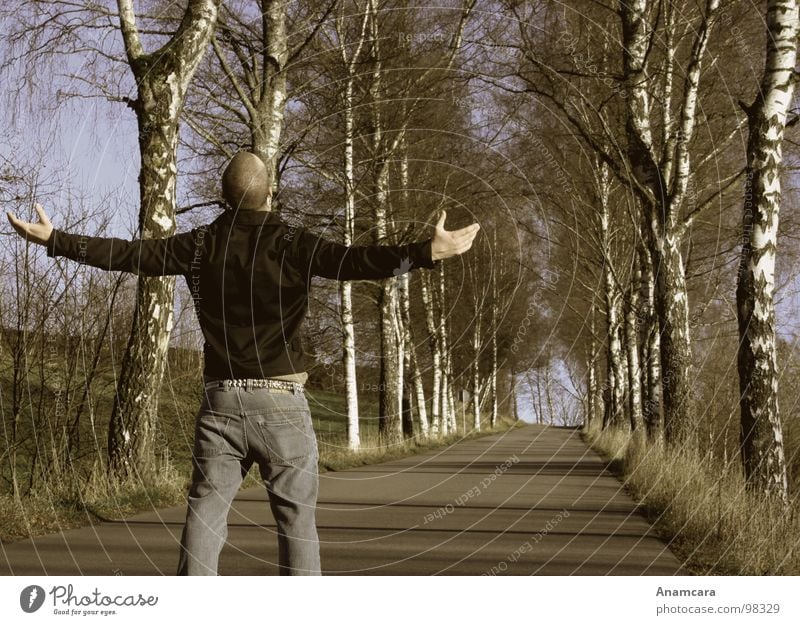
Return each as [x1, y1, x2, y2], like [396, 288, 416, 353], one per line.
[221, 151, 273, 211]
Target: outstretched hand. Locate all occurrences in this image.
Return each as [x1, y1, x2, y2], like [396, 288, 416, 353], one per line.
[7, 203, 53, 246]
[430, 209, 480, 261]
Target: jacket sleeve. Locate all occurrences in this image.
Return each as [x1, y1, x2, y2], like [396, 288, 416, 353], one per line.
[45, 227, 201, 276]
[292, 228, 441, 281]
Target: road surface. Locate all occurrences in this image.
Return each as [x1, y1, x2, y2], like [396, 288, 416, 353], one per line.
[1, 423, 685, 575]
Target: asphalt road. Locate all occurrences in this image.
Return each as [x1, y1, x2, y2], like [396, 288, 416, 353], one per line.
[0, 423, 685, 575]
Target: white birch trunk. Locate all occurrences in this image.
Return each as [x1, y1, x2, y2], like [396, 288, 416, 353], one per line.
[735, 0, 797, 505]
[108, 0, 220, 482]
[400, 274, 428, 437]
[333, 6, 370, 451]
[252, 0, 288, 172]
[587, 302, 599, 428]
[366, 0, 402, 445]
[469, 262, 483, 432]
[510, 369, 518, 422]
[490, 228, 499, 428]
[625, 257, 644, 432]
[639, 242, 662, 439]
[421, 271, 442, 436]
[437, 261, 456, 435]
[395, 270, 408, 436]
[619, 0, 720, 446]
[597, 162, 627, 430]
[398, 146, 429, 438]
[447, 359, 457, 433]
[341, 79, 360, 448]
[472, 278, 482, 431]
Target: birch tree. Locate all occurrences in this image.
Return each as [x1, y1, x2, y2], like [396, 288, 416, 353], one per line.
[191, 0, 362, 449]
[638, 239, 662, 439]
[617, 0, 720, 447]
[624, 238, 644, 432]
[107, 0, 221, 482]
[397, 139, 430, 438]
[420, 270, 442, 436]
[197, 1, 336, 177]
[586, 301, 600, 428]
[468, 257, 483, 431]
[490, 227, 499, 428]
[363, 0, 475, 445]
[735, 0, 798, 505]
[597, 161, 628, 430]
[496, 0, 740, 447]
[333, 1, 370, 449]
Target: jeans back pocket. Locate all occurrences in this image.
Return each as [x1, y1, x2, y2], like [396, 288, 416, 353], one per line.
[195, 413, 238, 458]
[257, 410, 316, 465]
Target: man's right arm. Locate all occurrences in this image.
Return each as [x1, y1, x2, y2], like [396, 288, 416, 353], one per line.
[7, 203, 213, 277]
[46, 228, 200, 276]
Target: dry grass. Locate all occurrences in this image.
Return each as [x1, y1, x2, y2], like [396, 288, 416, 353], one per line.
[0, 450, 185, 542]
[582, 420, 800, 575]
[2, 416, 521, 543]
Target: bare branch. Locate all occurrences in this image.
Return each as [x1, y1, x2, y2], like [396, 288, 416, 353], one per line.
[116, 0, 144, 62]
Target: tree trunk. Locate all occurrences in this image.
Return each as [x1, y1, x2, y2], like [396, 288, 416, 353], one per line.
[598, 162, 627, 430]
[365, 5, 403, 446]
[108, 0, 220, 482]
[344, 39, 365, 449]
[378, 279, 403, 444]
[472, 284, 482, 431]
[399, 244, 428, 437]
[619, 0, 720, 447]
[398, 271, 416, 440]
[510, 369, 518, 421]
[410, 346, 429, 437]
[394, 263, 406, 435]
[625, 255, 644, 431]
[397, 199, 428, 436]
[396, 145, 422, 439]
[472, 332, 481, 432]
[421, 271, 441, 436]
[651, 233, 694, 445]
[437, 262, 454, 435]
[490, 229, 499, 428]
[587, 302, 599, 428]
[332, 7, 370, 451]
[340, 281, 359, 450]
[735, 0, 797, 506]
[250, 0, 288, 183]
[638, 241, 662, 440]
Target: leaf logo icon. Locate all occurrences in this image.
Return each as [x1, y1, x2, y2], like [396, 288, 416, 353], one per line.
[20, 585, 45, 613]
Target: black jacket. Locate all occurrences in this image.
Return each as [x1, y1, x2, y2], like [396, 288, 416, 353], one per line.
[46, 209, 440, 380]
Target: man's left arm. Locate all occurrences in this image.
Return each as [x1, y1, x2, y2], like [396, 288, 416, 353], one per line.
[290, 209, 480, 281]
[295, 229, 440, 281]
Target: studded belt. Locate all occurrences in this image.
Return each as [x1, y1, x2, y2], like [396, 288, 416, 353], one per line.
[203, 378, 304, 394]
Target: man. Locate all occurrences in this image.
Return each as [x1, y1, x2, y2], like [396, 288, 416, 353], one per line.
[6, 151, 480, 575]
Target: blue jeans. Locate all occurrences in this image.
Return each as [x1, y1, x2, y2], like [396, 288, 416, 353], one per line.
[176, 380, 320, 575]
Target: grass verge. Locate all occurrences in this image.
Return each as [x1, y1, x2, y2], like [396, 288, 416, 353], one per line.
[582, 421, 800, 575]
[1, 415, 522, 543]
